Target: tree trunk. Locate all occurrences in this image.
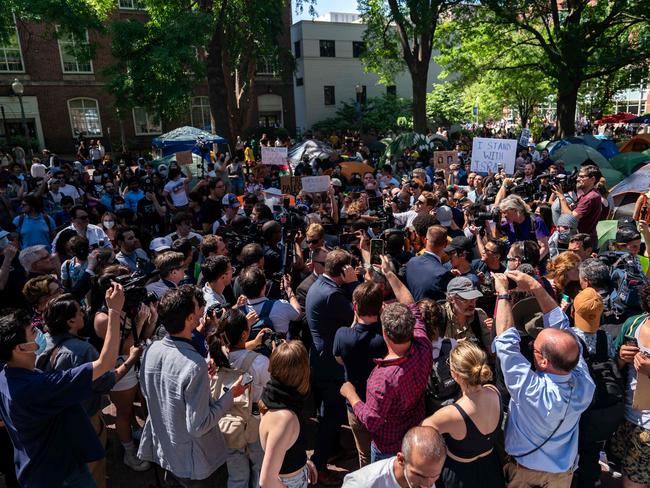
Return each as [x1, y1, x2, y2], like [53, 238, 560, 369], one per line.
[206, 28, 232, 140]
[411, 68, 429, 134]
[555, 75, 580, 139]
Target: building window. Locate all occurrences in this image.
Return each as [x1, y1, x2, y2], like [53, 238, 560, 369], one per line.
[319, 40, 335, 57]
[352, 41, 366, 58]
[118, 0, 145, 9]
[191, 96, 211, 131]
[296, 77, 304, 87]
[257, 55, 278, 76]
[387, 85, 397, 96]
[0, 24, 24, 72]
[68, 98, 102, 137]
[294, 41, 301, 58]
[57, 29, 93, 73]
[132, 107, 162, 135]
[324, 86, 335, 106]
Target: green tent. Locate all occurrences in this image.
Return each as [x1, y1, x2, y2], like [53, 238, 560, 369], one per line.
[609, 152, 650, 176]
[551, 144, 624, 186]
[536, 140, 551, 151]
[596, 220, 619, 250]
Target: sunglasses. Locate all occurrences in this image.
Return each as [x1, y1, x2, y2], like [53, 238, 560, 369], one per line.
[306, 239, 320, 245]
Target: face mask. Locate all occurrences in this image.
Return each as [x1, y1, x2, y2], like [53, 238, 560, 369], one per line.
[103, 220, 115, 229]
[557, 231, 572, 243]
[22, 329, 47, 356]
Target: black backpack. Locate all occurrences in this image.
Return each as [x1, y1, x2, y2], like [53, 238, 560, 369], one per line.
[601, 252, 646, 319]
[579, 330, 625, 442]
[425, 338, 461, 415]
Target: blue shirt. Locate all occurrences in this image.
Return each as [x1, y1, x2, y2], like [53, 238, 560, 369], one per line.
[13, 214, 55, 248]
[0, 363, 104, 487]
[124, 189, 145, 212]
[493, 308, 595, 473]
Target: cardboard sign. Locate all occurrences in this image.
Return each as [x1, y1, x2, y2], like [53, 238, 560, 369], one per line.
[432, 151, 459, 172]
[280, 176, 302, 195]
[519, 129, 531, 148]
[175, 150, 193, 166]
[261, 146, 288, 165]
[471, 138, 517, 174]
[301, 175, 331, 193]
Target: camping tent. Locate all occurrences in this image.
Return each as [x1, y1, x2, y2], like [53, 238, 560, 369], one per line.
[551, 144, 624, 186]
[151, 126, 228, 157]
[547, 135, 619, 160]
[608, 152, 650, 176]
[619, 134, 650, 153]
[288, 139, 339, 168]
[609, 163, 650, 199]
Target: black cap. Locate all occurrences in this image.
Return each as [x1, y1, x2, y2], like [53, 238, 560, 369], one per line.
[444, 236, 474, 255]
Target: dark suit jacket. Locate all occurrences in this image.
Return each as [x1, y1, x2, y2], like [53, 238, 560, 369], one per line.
[296, 272, 318, 310]
[406, 252, 453, 301]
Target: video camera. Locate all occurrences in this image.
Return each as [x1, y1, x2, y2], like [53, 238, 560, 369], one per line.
[112, 269, 159, 311]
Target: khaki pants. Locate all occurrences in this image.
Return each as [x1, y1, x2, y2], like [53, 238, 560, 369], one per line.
[504, 459, 573, 488]
[88, 413, 107, 488]
[347, 410, 371, 468]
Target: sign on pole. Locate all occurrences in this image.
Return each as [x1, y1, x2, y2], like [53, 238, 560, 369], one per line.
[471, 138, 517, 174]
[301, 175, 331, 193]
[519, 129, 531, 148]
[261, 146, 288, 165]
[175, 150, 193, 166]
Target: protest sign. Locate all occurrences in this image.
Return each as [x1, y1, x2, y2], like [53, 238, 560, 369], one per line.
[175, 150, 193, 166]
[261, 146, 288, 165]
[471, 138, 517, 174]
[301, 175, 331, 193]
[519, 129, 531, 147]
[280, 176, 302, 195]
[432, 151, 459, 172]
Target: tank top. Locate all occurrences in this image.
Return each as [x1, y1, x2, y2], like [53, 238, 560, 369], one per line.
[279, 417, 307, 474]
[443, 387, 503, 459]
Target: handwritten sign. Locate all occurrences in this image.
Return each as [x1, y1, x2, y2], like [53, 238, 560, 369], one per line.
[280, 176, 302, 195]
[432, 151, 458, 172]
[519, 129, 531, 148]
[175, 150, 193, 166]
[301, 175, 331, 193]
[471, 138, 517, 174]
[261, 146, 288, 165]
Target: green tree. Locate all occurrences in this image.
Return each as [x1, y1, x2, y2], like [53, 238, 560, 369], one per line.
[359, 0, 458, 134]
[477, 0, 650, 137]
[425, 83, 467, 126]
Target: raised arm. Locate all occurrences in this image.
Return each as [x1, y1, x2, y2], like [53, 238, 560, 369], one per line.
[91, 283, 124, 381]
[380, 254, 414, 305]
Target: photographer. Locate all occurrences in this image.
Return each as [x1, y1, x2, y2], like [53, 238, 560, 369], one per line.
[497, 194, 550, 259]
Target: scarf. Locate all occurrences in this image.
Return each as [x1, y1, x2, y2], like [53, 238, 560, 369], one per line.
[260, 376, 307, 415]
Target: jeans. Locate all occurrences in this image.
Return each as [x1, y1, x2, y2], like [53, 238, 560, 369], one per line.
[279, 465, 309, 488]
[226, 441, 264, 488]
[310, 377, 346, 471]
[62, 464, 97, 488]
[370, 443, 393, 464]
[164, 463, 228, 488]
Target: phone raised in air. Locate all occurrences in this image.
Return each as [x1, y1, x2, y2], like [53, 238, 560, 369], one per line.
[370, 238, 385, 265]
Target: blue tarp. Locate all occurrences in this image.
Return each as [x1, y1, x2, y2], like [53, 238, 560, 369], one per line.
[151, 126, 228, 157]
[548, 135, 619, 161]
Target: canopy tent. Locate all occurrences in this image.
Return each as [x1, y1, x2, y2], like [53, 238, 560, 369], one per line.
[620, 134, 650, 154]
[151, 126, 228, 157]
[288, 139, 339, 169]
[608, 152, 650, 177]
[594, 112, 638, 125]
[551, 144, 624, 186]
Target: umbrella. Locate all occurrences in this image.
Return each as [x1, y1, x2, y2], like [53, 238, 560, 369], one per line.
[609, 152, 650, 177]
[551, 144, 624, 186]
[627, 114, 650, 124]
[596, 220, 619, 250]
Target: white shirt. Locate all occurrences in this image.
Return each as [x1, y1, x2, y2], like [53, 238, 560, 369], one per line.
[31, 162, 47, 178]
[228, 349, 270, 403]
[343, 457, 418, 488]
[59, 183, 83, 202]
[393, 209, 418, 228]
[164, 178, 188, 207]
[241, 297, 300, 335]
[52, 223, 112, 250]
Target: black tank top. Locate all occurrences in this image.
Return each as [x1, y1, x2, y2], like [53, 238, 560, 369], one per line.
[443, 388, 503, 459]
[280, 417, 307, 474]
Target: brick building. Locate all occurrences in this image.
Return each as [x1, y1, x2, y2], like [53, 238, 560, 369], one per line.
[0, 1, 295, 156]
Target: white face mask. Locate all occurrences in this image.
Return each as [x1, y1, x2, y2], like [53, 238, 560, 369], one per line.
[103, 220, 115, 229]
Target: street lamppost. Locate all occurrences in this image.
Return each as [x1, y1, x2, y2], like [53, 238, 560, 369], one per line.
[11, 78, 28, 138]
[355, 84, 363, 135]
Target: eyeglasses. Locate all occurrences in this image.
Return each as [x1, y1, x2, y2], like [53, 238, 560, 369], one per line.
[506, 256, 521, 262]
[576, 174, 590, 180]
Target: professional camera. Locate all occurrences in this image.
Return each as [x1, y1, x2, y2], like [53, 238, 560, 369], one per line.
[470, 206, 501, 227]
[482, 182, 499, 205]
[113, 270, 159, 311]
[552, 167, 579, 194]
[510, 179, 538, 202]
[263, 330, 284, 350]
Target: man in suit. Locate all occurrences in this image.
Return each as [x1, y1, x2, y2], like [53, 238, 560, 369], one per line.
[296, 247, 329, 309]
[406, 225, 453, 301]
[305, 249, 359, 485]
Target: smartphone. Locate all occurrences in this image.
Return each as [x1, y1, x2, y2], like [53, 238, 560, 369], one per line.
[339, 233, 359, 245]
[560, 293, 571, 305]
[242, 373, 254, 387]
[624, 335, 639, 347]
[370, 238, 385, 265]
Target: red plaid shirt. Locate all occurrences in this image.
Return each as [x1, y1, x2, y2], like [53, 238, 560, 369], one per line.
[352, 303, 433, 454]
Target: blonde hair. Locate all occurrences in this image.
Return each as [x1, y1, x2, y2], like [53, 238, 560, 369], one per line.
[306, 223, 325, 241]
[450, 341, 492, 387]
[546, 251, 581, 294]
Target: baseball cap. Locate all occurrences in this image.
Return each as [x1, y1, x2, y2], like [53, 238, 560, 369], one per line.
[222, 193, 241, 209]
[444, 236, 474, 255]
[331, 178, 342, 187]
[435, 206, 453, 227]
[0, 229, 10, 240]
[573, 287, 604, 333]
[149, 237, 171, 253]
[446, 277, 483, 300]
[512, 296, 543, 337]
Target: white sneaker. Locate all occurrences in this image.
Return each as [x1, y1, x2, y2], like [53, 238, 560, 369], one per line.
[123, 450, 151, 472]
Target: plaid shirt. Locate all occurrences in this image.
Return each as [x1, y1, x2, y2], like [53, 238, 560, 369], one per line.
[352, 303, 432, 454]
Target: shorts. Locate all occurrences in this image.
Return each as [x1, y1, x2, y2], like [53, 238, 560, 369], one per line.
[279, 465, 308, 488]
[609, 419, 650, 484]
[111, 356, 139, 392]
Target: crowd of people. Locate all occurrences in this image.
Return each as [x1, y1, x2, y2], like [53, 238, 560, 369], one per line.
[1, 131, 650, 488]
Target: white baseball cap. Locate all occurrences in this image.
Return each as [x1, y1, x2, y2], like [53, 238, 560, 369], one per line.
[150, 237, 171, 252]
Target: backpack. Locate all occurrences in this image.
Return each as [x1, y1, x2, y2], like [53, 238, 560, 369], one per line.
[210, 351, 261, 449]
[240, 299, 276, 341]
[578, 330, 625, 443]
[425, 338, 461, 415]
[603, 252, 646, 319]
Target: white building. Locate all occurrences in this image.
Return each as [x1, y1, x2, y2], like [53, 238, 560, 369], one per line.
[291, 15, 443, 133]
